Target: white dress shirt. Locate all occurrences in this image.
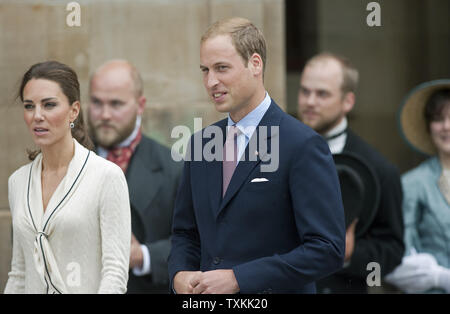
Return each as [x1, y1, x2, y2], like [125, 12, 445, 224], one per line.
[324, 117, 348, 154]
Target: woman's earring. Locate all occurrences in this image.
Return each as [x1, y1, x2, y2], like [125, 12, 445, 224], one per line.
[70, 122, 75, 129]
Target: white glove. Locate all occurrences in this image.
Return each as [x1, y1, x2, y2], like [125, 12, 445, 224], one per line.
[436, 265, 450, 293]
[385, 252, 450, 293]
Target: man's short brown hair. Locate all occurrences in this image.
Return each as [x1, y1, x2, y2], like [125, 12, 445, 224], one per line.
[201, 17, 267, 75]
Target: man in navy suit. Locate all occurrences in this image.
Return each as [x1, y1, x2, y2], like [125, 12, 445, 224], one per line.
[168, 17, 346, 294]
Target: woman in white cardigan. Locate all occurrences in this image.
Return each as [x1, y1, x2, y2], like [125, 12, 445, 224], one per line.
[4, 61, 131, 294]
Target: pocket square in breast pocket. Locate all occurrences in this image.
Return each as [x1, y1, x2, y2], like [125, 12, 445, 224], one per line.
[251, 178, 269, 183]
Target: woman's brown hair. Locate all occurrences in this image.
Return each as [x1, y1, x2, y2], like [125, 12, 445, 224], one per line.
[18, 61, 94, 160]
[424, 88, 450, 131]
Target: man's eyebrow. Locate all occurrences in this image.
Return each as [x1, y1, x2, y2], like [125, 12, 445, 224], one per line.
[110, 99, 125, 104]
[200, 62, 229, 69]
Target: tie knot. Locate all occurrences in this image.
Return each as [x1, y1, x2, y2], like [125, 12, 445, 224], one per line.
[227, 125, 240, 139]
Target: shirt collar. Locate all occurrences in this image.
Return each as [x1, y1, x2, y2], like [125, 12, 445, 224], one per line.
[324, 117, 348, 155]
[324, 117, 348, 139]
[227, 92, 271, 139]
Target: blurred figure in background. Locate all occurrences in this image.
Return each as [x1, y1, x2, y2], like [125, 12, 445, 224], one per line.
[297, 52, 404, 293]
[386, 80, 450, 293]
[88, 60, 182, 293]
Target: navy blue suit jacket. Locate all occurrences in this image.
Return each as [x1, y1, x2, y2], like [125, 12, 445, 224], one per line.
[168, 100, 345, 293]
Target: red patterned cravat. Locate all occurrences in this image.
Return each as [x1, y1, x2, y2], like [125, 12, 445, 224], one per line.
[106, 129, 142, 173]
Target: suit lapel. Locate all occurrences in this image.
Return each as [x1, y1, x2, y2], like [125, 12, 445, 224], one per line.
[207, 119, 227, 217]
[217, 141, 262, 217]
[343, 129, 356, 152]
[215, 101, 282, 219]
[126, 138, 163, 215]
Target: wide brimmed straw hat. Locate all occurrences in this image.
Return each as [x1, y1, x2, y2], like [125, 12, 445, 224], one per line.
[399, 79, 450, 156]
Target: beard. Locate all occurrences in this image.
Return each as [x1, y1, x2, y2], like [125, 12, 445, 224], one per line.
[88, 117, 136, 149]
[301, 112, 344, 136]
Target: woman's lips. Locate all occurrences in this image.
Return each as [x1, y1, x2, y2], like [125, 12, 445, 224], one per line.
[33, 127, 49, 136]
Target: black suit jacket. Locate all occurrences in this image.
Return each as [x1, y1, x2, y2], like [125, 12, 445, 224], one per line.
[124, 135, 182, 293]
[317, 129, 405, 293]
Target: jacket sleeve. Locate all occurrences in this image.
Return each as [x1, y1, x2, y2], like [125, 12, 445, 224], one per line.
[4, 175, 26, 294]
[144, 158, 183, 286]
[167, 156, 201, 287]
[98, 166, 131, 294]
[401, 175, 423, 255]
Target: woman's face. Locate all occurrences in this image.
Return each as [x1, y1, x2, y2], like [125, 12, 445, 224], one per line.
[430, 101, 450, 156]
[22, 78, 79, 149]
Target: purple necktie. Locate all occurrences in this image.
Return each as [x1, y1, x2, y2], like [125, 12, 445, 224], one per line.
[223, 125, 239, 197]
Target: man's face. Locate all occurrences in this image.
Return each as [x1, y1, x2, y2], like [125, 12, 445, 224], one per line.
[88, 67, 144, 149]
[200, 34, 258, 121]
[297, 59, 353, 134]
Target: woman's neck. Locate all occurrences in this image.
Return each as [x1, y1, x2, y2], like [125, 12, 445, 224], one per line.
[439, 151, 450, 170]
[41, 135, 75, 172]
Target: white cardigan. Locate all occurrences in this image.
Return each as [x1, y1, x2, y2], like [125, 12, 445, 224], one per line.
[4, 139, 131, 294]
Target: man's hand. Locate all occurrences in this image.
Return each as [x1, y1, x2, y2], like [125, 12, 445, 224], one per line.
[190, 269, 240, 294]
[174, 271, 202, 294]
[345, 219, 358, 262]
[129, 233, 143, 269]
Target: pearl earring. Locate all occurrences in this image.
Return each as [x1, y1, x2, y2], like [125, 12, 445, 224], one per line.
[70, 122, 75, 129]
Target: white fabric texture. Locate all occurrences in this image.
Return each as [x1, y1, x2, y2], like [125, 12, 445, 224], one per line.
[438, 169, 450, 205]
[385, 250, 450, 293]
[4, 139, 131, 294]
[132, 244, 151, 276]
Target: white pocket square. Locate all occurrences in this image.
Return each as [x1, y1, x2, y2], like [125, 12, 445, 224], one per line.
[251, 178, 269, 183]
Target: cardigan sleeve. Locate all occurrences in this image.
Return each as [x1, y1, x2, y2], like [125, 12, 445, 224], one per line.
[4, 174, 26, 294]
[97, 165, 131, 294]
[402, 175, 424, 255]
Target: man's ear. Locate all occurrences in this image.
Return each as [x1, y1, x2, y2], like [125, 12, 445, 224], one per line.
[248, 53, 263, 77]
[343, 92, 355, 114]
[137, 96, 146, 116]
